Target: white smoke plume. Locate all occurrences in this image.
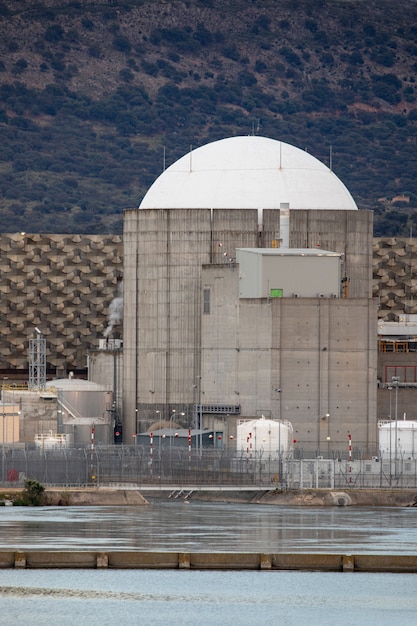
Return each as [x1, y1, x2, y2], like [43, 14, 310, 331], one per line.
[104, 281, 123, 338]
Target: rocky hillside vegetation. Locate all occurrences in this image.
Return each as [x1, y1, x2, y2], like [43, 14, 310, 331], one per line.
[1, 0, 417, 234]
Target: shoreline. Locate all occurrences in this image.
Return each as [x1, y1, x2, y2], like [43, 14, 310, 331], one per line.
[1, 486, 416, 507]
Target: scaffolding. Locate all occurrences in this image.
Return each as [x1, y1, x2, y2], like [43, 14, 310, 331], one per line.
[28, 331, 46, 391]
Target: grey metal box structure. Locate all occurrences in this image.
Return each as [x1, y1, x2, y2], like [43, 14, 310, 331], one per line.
[236, 248, 342, 298]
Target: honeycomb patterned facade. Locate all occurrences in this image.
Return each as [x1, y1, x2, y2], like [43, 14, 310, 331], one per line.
[0, 233, 122, 371]
[0, 233, 413, 373]
[373, 237, 417, 321]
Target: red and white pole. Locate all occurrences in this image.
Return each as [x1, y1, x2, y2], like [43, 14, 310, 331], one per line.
[91, 425, 95, 450]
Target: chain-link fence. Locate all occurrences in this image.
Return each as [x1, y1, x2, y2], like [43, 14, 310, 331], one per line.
[1, 445, 417, 489]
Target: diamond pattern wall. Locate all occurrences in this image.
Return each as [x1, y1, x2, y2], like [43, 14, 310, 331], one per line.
[0, 233, 122, 371]
[373, 237, 417, 321]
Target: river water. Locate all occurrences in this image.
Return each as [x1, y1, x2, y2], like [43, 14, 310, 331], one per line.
[0, 501, 416, 624]
[0, 500, 416, 553]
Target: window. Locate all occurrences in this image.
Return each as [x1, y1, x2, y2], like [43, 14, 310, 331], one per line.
[203, 288, 210, 314]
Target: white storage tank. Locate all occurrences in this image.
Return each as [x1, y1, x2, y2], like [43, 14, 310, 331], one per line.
[237, 416, 293, 458]
[378, 420, 417, 458]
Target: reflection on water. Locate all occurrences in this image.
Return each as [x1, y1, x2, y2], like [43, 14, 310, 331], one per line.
[0, 500, 416, 554]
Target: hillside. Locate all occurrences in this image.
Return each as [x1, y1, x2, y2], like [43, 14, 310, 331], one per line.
[0, 0, 417, 234]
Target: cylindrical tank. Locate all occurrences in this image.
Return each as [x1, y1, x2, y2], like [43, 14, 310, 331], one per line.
[236, 416, 293, 458]
[378, 420, 417, 458]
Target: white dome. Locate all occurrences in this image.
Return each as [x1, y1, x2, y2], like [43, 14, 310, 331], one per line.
[139, 136, 358, 211]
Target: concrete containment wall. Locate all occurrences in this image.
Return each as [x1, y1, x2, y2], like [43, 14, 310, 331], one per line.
[123, 208, 375, 449]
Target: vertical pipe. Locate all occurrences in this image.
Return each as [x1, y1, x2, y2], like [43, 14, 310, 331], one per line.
[279, 208, 290, 249]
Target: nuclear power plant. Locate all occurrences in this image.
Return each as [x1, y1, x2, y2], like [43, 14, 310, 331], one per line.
[1, 134, 417, 467]
[123, 135, 376, 455]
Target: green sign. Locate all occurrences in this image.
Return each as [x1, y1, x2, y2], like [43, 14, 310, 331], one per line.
[270, 288, 283, 298]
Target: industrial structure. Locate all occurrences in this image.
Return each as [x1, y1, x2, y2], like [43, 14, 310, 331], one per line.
[123, 135, 377, 455]
[1, 136, 417, 460]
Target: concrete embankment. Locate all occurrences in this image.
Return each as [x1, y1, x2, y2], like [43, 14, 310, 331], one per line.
[1, 486, 416, 507]
[251, 487, 417, 507]
[145, 487, 417, 507]
[0, 550, 416, 572]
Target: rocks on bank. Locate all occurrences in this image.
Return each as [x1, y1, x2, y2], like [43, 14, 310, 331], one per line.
[0, 488, 148, 506]
[45, 488, 149, 506]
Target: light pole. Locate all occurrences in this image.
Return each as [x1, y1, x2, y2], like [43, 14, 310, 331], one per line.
[156, 410, 161, 451]
[169, 410, 184, 479]
[387, 384, 393, 484]
[1, 384, 4, 483]
[12, 383, 16, 452]
[392, 376, 400, 477]
[197, 377, 202, 455]
[318, 413, 330, 457]
[169, 411, 185, 451]
[387, 384, 393, 419]
[169, 410, 176, 460]
[2, 377, 7, 483]
[274, 388, 281, 469]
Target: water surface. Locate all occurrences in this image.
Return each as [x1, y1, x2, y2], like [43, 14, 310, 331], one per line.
[0, 501, 416, 553]
[0, 569, 416, 625]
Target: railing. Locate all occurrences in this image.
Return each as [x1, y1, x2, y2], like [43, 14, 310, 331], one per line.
[1, 383, 28, 391]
